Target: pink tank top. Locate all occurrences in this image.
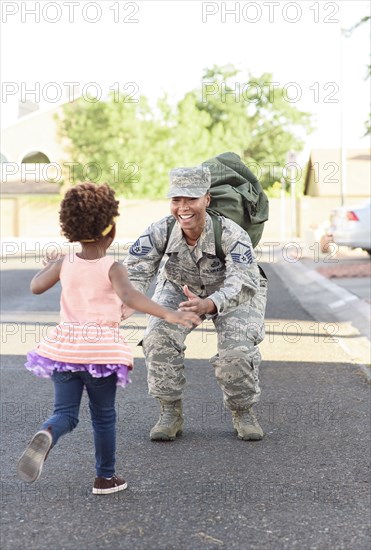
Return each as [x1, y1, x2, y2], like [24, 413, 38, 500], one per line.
[35, 254, 133, 367]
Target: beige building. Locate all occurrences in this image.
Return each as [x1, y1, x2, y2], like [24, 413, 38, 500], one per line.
[299, 148, 371, 238]
[1, 102, 68, 194]
[304, 149, 370, 199]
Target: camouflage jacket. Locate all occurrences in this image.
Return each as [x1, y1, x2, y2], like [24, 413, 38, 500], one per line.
[124, 214, 260, 314]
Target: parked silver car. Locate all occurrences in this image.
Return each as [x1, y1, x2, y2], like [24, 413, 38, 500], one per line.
[329, 200, 371, 255]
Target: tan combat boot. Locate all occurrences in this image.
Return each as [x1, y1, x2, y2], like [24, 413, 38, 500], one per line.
[150, 399, 184, 441]
[232, 407, 263, 441]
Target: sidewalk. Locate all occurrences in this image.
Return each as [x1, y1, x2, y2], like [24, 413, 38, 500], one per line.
[267, 243, 371, 379]
[300, 246, 370, 303]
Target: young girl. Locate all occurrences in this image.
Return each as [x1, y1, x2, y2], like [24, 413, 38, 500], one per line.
[17, 182, 200, 495]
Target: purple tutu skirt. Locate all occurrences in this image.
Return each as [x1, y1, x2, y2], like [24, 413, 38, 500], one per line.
[25, 351, 131, 388]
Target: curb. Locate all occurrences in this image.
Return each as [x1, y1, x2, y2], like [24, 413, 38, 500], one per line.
[270, 257, 371, 381]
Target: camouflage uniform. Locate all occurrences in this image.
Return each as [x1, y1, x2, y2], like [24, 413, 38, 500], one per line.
[124, 213, 267, 411]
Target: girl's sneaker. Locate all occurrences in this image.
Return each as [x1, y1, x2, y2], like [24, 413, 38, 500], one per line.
[92, 475, 127, 495]
[17, 430, 53, 483]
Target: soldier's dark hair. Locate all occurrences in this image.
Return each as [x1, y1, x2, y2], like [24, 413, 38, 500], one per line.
[59, 182, 120, 243]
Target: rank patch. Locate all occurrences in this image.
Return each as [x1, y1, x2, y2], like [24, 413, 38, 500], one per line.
[129, 234, 154, 256]
[230, 241, 253, 265]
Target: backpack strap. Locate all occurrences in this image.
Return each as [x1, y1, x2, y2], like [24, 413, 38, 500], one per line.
[165, 213, 225, 263]
[209, 213, 225, 263]
[166, 216, 176, 245]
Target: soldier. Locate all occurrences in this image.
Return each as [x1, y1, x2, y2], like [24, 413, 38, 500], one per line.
[123, 165, 268, 441]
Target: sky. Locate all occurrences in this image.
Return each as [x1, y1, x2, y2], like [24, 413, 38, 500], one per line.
[1, 0, 370, 161]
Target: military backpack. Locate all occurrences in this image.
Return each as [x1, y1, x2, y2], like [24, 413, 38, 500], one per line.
[166, 152, 269, 261]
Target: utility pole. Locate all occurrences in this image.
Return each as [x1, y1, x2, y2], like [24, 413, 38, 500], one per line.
[286, 151, 298, 237]
[339, 24, 350, 206]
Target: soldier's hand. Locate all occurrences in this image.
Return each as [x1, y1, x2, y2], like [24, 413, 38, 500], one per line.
[178, 285, 217, 316]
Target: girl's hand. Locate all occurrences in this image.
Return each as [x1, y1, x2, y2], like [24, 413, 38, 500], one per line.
[165, 310, 201, 328]
[42, 250, 64, 267]
[31, 255, 64, 294]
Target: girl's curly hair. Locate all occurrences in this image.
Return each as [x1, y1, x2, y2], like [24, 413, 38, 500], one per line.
[59, 182, 120, 242]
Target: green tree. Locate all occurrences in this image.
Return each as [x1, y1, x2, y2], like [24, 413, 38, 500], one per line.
[57, 93, 159, 195]
[195, 65, 313, 188]
[57, 64, 314, 197]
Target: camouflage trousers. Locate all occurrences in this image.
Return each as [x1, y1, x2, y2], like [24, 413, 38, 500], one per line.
[142, 274, 267, 411]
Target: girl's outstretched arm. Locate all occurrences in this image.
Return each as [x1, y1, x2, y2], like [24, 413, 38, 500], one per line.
[109, 262, 201, 328]
[30, 256, 64, 294]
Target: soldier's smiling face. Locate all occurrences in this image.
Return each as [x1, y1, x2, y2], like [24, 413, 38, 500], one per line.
[170, 194, 211, 236]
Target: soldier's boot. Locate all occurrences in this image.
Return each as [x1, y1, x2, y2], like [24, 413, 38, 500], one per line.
[232, 407, 263, 441]
[150, 399, 184, 441]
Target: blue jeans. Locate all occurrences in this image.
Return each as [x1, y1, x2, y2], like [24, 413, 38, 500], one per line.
[42, 370, 117, 478]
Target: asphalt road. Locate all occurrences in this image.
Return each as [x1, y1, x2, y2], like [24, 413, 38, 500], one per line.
[1, 255, 370, 550]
